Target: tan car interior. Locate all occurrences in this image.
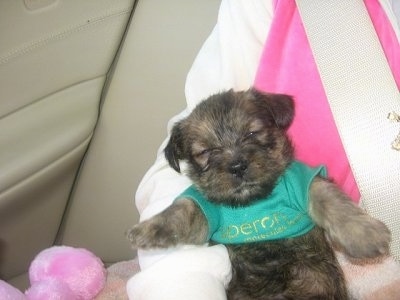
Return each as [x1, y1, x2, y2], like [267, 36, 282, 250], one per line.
[0, 0, 220, 290]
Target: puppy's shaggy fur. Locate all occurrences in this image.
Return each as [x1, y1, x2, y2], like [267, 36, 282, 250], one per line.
[128, 89, 390, 299]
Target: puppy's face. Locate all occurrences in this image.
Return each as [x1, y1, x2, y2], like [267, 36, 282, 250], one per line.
[165, 89, 294, 207]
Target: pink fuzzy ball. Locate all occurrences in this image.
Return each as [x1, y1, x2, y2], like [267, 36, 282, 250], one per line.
[28, 246, 106, 300]
[25, 278, 74, 300]
[0, 279, 25, 300]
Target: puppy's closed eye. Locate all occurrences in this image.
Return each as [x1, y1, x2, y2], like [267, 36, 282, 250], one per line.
[244, 131, 260, 141]
[242, 119, 267, 144]
[192, 143, 221, 171]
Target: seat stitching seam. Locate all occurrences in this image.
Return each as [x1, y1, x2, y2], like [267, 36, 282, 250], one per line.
[0, 8, 131, 66]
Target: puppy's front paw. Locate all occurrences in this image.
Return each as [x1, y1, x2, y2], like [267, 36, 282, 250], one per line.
[335, 216, 391, 259]
[126, 220, 179, 250]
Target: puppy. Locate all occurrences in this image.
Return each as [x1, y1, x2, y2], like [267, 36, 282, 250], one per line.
[128, 89, 391, 299]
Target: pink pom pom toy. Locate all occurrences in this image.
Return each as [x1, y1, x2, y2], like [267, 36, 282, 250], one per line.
[0, 279, 26, 300]
[0, 246, 107, 300]
[28, 246, 106, 300]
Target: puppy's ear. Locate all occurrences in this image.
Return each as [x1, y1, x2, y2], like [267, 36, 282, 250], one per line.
[250, 89, 294, 130]
[164, 122, 185, 173]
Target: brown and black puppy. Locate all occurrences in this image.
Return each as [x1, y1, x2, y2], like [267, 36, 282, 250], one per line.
[128, 89, 391, 299]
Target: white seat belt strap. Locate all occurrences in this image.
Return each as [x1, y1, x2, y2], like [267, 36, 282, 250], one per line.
[295, 0, 400, 260]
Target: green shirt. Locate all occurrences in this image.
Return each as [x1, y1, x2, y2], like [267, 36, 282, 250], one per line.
[176, 161, 326, 244]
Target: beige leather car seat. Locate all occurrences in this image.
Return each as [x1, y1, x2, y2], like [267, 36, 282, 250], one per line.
[0, 0, 219, 290]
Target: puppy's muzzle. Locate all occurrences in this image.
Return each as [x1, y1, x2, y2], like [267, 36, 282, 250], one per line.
[229, 160, 248, 178]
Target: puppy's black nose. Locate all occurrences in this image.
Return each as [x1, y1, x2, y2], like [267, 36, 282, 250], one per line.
[229, 161, 248, 178]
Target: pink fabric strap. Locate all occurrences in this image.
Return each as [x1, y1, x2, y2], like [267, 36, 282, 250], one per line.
[254, 0, 400, 202]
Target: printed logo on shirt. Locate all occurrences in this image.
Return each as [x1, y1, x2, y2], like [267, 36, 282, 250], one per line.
[217, 212, 307, 243]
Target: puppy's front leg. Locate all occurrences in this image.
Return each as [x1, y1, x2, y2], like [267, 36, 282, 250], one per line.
[127, 199, 208, 249]
[309, 177, 391, 259]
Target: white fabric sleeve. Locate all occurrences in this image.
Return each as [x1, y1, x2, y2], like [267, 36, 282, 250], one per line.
[127, 245, 232, 300]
